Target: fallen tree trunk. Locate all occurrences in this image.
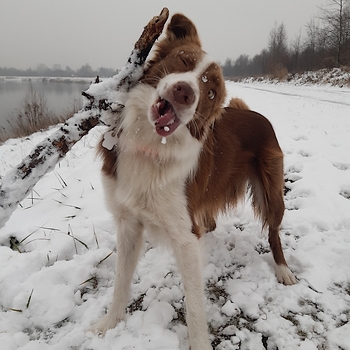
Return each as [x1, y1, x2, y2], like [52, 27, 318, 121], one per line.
[0, 8, 169, 229]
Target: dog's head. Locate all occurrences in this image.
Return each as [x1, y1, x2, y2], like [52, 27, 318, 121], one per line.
[141, 14, 226, 140]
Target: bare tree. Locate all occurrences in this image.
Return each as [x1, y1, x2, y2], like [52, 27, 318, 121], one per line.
[222, 58, 234, 77]
[290, 30, 302, 72]
[234, 54, 250, 76]
[221, 0, 350, 79]
[319, 0, 350, 65]
[302, 18, 328, 70]
[267, 22, 290, 76]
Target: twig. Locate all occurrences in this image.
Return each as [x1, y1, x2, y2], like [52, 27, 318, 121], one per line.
[92, 223, 99, 249]
[26, 289, 34, 309]
[96, 251, 114, 267]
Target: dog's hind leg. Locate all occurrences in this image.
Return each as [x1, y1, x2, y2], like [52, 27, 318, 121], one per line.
[250, 150, 297, 285]
[90, 209, 144, 334]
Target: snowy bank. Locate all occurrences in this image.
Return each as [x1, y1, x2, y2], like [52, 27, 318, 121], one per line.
[238, 67, 350, 87]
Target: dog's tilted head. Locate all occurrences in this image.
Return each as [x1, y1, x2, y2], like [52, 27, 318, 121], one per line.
[141, 14, 226, 140]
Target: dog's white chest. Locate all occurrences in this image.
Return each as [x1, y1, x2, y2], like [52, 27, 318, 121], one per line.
[114, 152, 185, 214]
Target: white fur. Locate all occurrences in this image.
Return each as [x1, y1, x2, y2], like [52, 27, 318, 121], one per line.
[276, 264, 297, 285]
[91, 58, 214, 350]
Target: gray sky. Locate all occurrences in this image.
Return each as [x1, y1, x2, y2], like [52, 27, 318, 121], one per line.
[1, 0, 328, 71]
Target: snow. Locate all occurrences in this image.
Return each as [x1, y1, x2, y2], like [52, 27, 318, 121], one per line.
[1, 81, 350, 349]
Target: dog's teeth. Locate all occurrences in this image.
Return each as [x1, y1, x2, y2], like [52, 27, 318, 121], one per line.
[164, 126, 170, 132]
[161, 137, 167, 144]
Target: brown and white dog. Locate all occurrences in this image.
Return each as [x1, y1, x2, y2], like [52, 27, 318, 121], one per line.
[93, 13, 296, 350]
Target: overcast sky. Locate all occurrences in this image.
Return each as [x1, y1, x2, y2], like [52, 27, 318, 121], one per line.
[1, 0, 329, 71]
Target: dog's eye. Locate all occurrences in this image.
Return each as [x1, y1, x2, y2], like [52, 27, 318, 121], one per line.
[208, 89, 216, 100]
[181, 58, 188, 67]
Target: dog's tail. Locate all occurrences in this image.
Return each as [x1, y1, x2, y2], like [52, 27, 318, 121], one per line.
[227, 98, 249, 110]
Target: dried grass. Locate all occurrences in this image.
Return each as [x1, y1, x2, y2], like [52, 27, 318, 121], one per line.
[0, 89, 76, 144]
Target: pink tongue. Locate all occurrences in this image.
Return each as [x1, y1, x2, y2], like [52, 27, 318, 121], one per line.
[155, 113, 174, 127]
[155, 113, 180, 137]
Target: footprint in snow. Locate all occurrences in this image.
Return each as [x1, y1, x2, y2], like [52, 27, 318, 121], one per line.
[333, 162, 350, 171]
[298, 149, 312, 158]
[293, 134, 309, 141]
[340, 189, 350, 200]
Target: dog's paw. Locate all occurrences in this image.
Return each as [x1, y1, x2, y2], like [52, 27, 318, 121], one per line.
[88, 316, 120, 336]
[276, 264, 297, 285]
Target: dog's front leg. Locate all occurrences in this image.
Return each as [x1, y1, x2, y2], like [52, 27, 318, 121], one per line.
[90, 213, 144, 335]
[170, 232, 211, 350]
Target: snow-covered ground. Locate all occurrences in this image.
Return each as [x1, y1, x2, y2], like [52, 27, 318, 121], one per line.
[0, 81, 349, 350]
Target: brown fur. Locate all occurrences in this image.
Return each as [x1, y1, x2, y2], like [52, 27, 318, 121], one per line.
[186, 107, 288, 266]
[142, 15, 226, 141]
[228, 97, 250, 110]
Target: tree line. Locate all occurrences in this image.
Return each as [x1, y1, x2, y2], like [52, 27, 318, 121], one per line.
[0, 63, 118, 78]
[222, 0, 350, 78]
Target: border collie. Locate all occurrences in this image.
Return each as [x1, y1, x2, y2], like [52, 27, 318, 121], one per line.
[92, 13, 296, 350]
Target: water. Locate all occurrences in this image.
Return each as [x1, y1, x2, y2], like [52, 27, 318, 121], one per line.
[0, 77, 92, 131]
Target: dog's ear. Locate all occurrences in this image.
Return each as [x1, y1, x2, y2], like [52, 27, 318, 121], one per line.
[166, 14, 201, 45]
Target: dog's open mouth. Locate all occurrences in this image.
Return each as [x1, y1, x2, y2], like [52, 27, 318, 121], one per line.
[152, 98, 181, 137]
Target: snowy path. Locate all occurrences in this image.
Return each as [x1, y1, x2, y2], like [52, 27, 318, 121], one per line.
[234, 82, 350, 107]
[0, 82, 350, 350]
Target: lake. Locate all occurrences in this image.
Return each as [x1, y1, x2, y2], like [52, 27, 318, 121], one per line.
[0, 77, 92, 131]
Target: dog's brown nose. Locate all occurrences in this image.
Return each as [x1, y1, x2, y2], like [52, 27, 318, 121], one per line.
[173, 82, 195, 105]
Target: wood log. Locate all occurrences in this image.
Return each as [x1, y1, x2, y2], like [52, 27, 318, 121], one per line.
[0, 8, 169, 229]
